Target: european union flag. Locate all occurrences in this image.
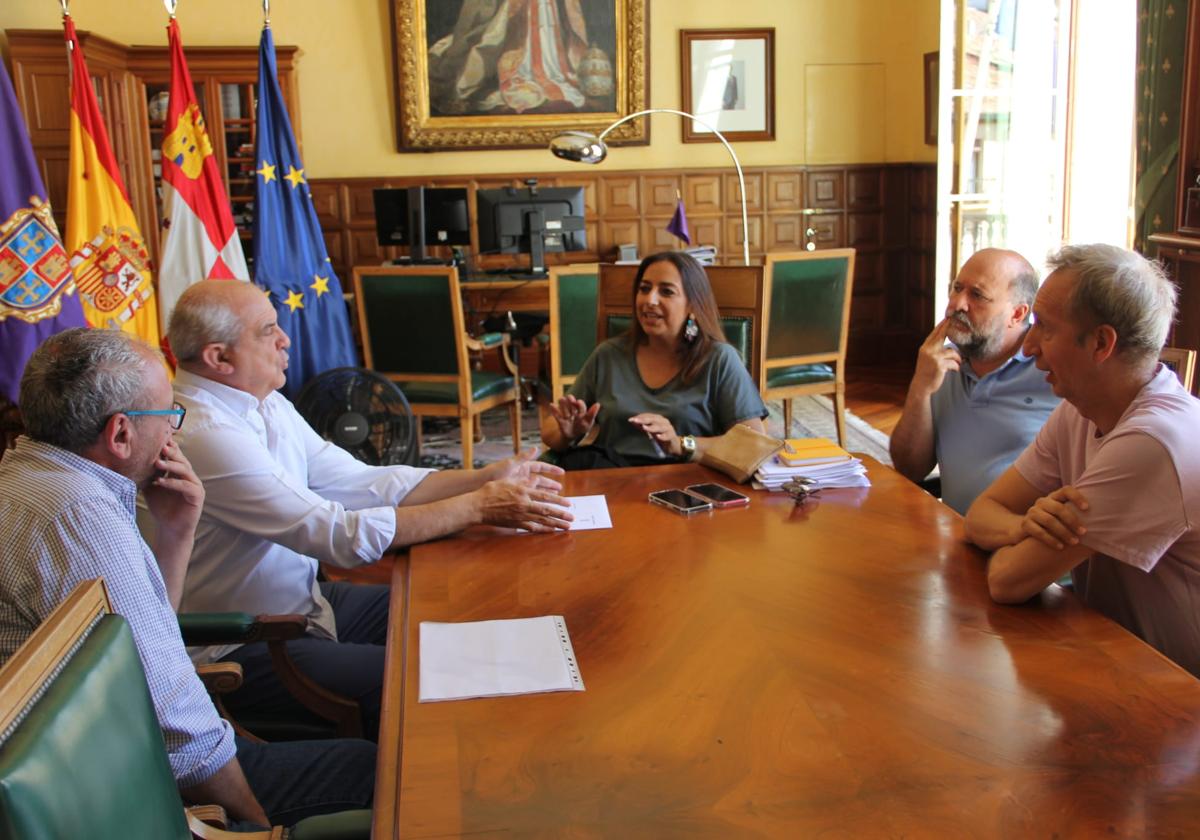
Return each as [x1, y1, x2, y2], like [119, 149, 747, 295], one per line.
[0, 58, 87, 404]
[254, 25, 356, 399]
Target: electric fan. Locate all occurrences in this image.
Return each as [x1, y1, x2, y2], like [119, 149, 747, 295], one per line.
[294, 367, 419, 466]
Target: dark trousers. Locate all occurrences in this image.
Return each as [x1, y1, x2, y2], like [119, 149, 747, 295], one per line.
[224, 582, 388, 741]
[234, 734, 375, 828]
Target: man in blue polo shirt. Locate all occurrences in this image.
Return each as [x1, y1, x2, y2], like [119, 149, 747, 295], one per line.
[890, 248, 1059, 514]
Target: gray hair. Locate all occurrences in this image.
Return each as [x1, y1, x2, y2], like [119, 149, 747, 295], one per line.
[1006, 259, 1040, 318]
[1047, 244, 1177, 362]
[167, 284, 244, 363]
[19, 328, 156, 454]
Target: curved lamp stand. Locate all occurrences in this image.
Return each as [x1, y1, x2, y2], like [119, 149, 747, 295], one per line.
[549, 109, 751, 266]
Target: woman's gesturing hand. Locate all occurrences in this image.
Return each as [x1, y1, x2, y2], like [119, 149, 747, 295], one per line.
[548, 395, 600, 443]
[628, 413, 680, 457]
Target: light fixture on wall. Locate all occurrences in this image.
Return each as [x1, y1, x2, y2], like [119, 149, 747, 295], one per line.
[549, 109, 751, 266]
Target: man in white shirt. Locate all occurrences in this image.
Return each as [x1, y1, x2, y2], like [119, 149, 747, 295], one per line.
[163, 279, 572, 739]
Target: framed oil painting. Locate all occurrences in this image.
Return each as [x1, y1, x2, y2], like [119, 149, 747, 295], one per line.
[680, 28, 775, 144]
[392, 0, 649, 151]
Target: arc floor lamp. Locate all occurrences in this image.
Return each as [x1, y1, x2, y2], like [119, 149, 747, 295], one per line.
[549, 109, 751, 266]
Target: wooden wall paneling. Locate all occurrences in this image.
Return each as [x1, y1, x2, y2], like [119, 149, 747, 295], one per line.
[725, 214, 764, 256]
[684, 173, 722, 214]
[882, 168, 909, 249]
[808, 213, 845, 248]
[726, 171, 763, 213]
[643, 174, 683, 216]
[643, 218, 684, 253]
[765, 171, 803, 211]
[846, 167, 883, 209]
[847, 212, 883, 250]
[600, 219, 641, 259]
[600, 175, 640, 217]
[311, 181, 347, 227]
[765, 213, 804, 251]
[690, 217, 722, 254]
[807, 169, 844, 210]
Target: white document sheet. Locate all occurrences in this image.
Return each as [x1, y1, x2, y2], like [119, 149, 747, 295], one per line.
[562, 494, 612, 531]
[419, 616, 586, 703]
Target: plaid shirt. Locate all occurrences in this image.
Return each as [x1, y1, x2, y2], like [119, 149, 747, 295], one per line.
[0, 438, 235, 787]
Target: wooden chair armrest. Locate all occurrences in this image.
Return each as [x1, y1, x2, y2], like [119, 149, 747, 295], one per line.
[196, 662, 243, 695]
[178, 612, 307, 646]
[187, 804, 228, 830]
[187, 809, 283, 838]
[266, 638, 363, 739]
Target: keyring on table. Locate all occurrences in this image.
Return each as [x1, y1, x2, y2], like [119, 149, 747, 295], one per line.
[782, 477, 822, 504]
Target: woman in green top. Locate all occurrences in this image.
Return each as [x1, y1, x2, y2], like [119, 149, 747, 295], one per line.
[541, 251, 767, 470]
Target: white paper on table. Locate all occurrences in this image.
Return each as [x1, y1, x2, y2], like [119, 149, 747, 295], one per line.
[560, 494, 612, 530]
[419, 616, 585, 703]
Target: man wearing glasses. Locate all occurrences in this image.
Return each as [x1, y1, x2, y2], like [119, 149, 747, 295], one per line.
[0, 328, 375, 829]
[163, 279, 573, 742]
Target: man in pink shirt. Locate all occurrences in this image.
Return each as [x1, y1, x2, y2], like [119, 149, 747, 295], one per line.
[965, 243, 1200, 677]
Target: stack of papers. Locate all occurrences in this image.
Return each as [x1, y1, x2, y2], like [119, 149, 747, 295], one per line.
[754, 438, 871, 491]
[685, 245, 718, 265]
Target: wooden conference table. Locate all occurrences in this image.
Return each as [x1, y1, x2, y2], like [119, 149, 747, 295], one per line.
[374, 461, 1200, 838]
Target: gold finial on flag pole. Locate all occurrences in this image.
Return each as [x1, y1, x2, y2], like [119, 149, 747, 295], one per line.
[58, 0, 70, 18]
[263, 0, 270, 25]
[163, 0, 177, 18]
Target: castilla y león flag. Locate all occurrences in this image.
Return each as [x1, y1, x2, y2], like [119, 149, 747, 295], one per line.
[158, 17, 248, 330]
[63, 15, 159, 345]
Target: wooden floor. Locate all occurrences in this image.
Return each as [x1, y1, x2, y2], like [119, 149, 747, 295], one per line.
[845, 363, 910, 437]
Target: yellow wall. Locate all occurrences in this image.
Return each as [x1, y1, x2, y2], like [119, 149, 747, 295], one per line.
[2, 0, 938, 177]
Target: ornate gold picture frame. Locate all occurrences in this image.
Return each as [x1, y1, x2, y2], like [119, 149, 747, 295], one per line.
[391, 0, 649, 152]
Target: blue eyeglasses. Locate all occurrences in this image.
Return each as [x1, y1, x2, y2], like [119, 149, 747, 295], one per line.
[124, 401, 187, 430]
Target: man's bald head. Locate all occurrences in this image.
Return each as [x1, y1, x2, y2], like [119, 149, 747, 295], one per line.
[168, 280, 263, 364]
[959, 248, 1040, 314]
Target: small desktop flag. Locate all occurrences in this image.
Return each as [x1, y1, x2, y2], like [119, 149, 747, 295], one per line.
[158, 16, 248, 335]
[0, 59, 88, 403]
[254, 23, 356, 399]
[666, 196, 691, 246]
[63, 15, 160, 346]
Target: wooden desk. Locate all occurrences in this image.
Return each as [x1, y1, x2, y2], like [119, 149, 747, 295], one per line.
[376, 462, 1200, 838]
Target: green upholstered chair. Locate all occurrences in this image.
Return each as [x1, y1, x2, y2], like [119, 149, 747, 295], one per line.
[352, 265, 521, 469]
[546, 263, 601, 400]
[0, 579, 370, 840]
[760, 249, 856, 445]
[179, 611, 362, 741]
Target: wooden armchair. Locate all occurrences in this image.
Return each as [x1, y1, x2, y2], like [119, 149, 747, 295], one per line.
[179, 611, 362, 740]
[0, 580, 370, 840]
[352, 265, 522, 468]
[1160, 346, 1197, 394]
[760, 250, 856, 445]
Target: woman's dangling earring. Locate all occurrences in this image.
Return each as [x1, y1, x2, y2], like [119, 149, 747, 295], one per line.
[684, 314, 699, 343]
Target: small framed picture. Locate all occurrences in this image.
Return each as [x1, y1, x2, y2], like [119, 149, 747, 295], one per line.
[680, 28, 775, 144]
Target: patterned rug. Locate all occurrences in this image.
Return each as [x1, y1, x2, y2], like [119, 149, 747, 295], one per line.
[418, 396, 891, 470]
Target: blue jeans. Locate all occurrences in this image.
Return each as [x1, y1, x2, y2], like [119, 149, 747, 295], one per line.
[223, 582, 388, 741]
[233, 734, 375, 828]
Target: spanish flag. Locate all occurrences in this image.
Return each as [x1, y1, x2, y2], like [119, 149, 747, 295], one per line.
[158, 17, 248, 333]
[63, 15, 159, 345]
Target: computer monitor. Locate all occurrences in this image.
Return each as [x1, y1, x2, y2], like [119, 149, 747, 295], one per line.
[373, 186, 471, 262]
[475, 184, 587, 277]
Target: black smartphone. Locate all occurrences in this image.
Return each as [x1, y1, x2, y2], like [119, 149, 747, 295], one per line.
[648, 489, 713, 515]
[685, 483, 751, 508]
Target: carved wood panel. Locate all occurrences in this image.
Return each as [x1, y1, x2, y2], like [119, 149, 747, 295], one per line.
[765, 214, 805, 251]
[809, 213, 845, 248]
[726, 172, 763, 212]
[765, 172, 803, 211]
[643, 175, 683, 216]
[684, 174, 722, 214]
[807, 170, 844, 210]
[847, 168, 883, 209]
[600, 176, 640, 216]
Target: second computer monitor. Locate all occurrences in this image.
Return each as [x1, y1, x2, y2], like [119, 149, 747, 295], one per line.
[476, 185, 587, 276]
[374, 186, 471, 262]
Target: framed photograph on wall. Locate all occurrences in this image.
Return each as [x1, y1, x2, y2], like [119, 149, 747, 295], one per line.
[391, 0, 649, 151]
[680, 28, 775, 144]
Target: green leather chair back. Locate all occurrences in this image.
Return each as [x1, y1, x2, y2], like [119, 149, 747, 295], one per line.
[604, 315, 753, 373]
[765, 254, 852, 358]
[0, 615, 190, 840]
[557, 269, 600, 378]
[358, 272, 459, 375]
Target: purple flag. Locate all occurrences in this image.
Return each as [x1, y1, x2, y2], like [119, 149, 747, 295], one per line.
[665, 197, 691, 245]
[0, 60, 87, 403]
